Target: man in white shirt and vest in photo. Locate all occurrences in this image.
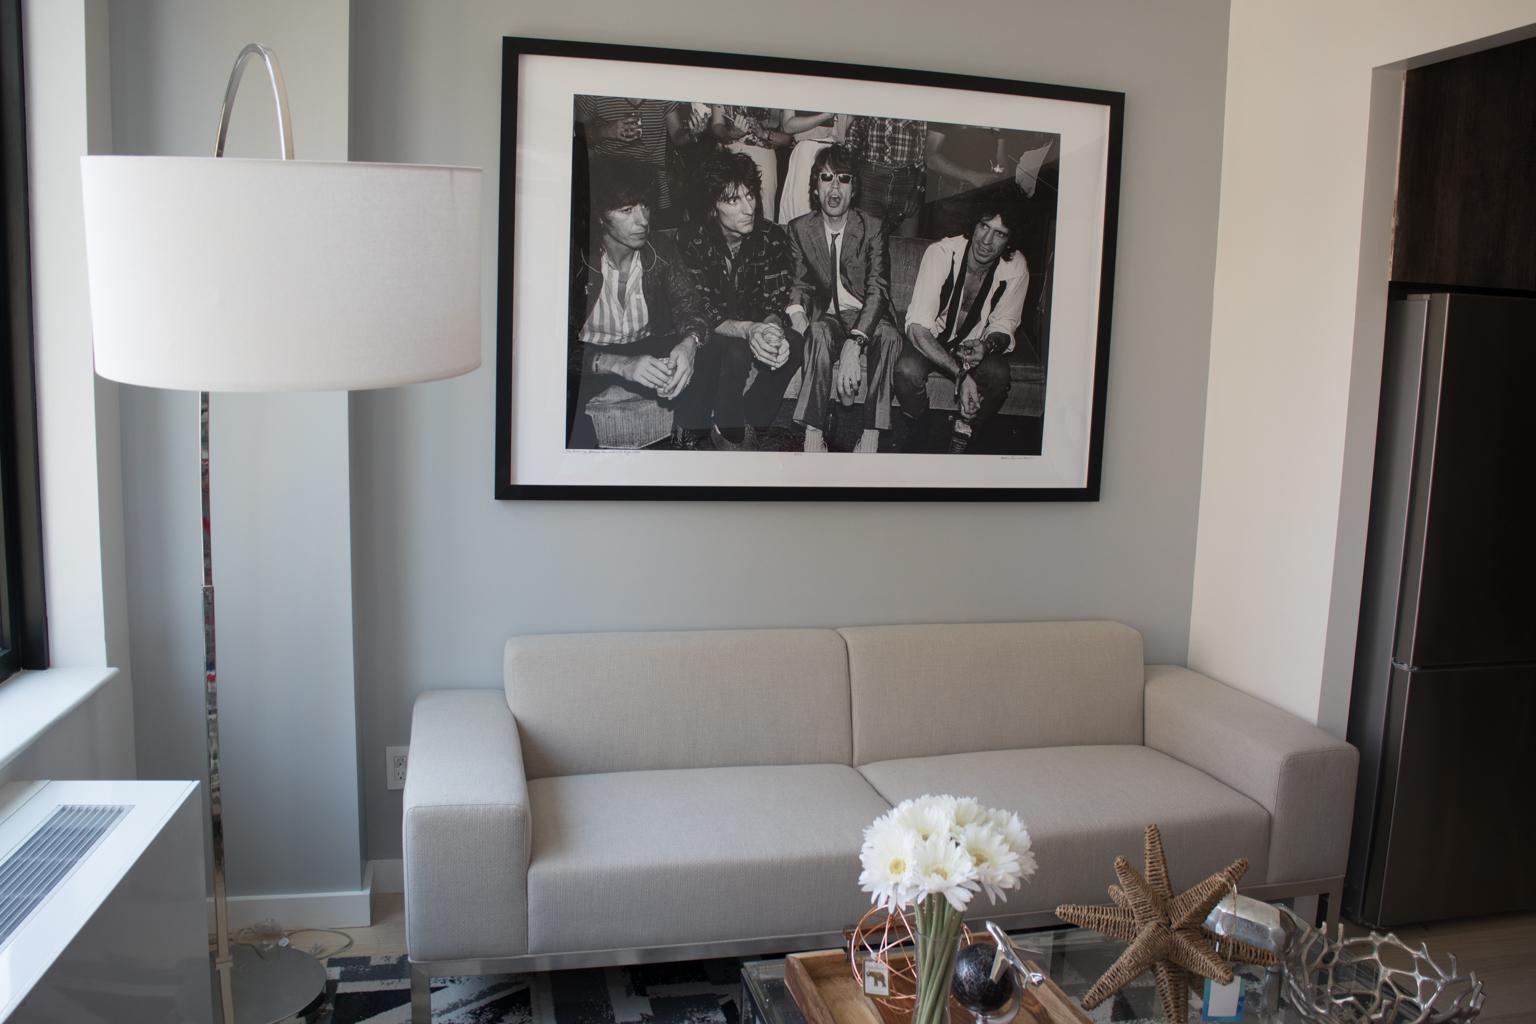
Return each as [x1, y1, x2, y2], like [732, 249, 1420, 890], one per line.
[893, 192, 1029, 453]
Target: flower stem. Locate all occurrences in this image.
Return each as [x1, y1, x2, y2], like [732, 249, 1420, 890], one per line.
[912, 898, 962, 1024]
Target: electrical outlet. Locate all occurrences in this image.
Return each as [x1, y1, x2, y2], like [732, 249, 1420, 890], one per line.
[386, 746, 409, 790]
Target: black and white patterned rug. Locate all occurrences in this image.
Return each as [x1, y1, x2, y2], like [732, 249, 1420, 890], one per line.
[315, 955, 745, 1024]
[312, 947, 1258, 1023]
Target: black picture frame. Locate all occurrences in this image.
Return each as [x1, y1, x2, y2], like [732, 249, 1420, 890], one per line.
[496, 36, 1122, 501]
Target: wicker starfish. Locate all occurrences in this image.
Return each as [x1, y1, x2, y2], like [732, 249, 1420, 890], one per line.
[1054, 824, 1278, 1024]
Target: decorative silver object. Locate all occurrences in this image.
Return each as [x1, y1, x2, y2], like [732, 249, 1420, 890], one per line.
[1204, 893, 1295, 957]
[1203, 893, 1293, 1017]
[1280, 908, 1485, 1024]
[984, 922, 1047, 989]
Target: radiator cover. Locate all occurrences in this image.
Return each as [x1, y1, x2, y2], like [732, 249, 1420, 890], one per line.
[0, 780, 209, 1022]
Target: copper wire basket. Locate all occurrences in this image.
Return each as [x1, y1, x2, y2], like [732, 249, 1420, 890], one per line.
[846, 905, 979, 1018]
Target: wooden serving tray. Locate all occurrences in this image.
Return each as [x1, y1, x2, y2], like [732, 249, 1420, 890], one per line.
[783, 950, 1088, 1024]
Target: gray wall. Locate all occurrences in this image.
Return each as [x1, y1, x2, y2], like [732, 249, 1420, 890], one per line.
[348, 0, 1231, 861]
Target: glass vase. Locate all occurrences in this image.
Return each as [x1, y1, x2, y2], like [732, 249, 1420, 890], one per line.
[911, 897, 964, 1024]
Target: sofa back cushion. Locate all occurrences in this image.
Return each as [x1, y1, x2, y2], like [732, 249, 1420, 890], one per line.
[504, 628, 853, 779]
[842, 621, 1145, 764]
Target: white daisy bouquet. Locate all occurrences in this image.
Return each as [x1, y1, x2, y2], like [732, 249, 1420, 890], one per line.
[857, 796, 1037, 1024]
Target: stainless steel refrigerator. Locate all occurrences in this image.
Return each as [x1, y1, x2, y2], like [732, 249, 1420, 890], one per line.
[1345, 292, 1536, 928]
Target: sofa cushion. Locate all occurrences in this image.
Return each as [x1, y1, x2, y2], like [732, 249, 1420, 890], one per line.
[857, 746, 1271, 914]
[842, 622, 1145, 764]
[526, 763, 889, 953]
[505, 628, 852, 778]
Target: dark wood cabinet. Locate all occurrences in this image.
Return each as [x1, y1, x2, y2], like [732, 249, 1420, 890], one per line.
[1392, 36, 1536, 292]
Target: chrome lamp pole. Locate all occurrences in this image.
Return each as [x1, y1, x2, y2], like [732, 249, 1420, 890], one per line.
[203, 45, 330, 1024]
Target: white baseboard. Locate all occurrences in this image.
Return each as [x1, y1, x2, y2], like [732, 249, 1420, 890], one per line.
[369, 858, 403, 894]
[208, 863, 375, 933]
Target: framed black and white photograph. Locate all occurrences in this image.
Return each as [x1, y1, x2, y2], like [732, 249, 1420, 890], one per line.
[495, 37, 1121, 500]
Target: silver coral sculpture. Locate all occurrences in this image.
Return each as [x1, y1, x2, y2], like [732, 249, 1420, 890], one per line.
[1281, 909, 1484, 1024]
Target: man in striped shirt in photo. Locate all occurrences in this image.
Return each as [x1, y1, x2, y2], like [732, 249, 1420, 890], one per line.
[566, 155, 713, 449]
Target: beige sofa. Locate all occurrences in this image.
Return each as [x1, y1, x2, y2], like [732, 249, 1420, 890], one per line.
[402, 621, 1356, 1020]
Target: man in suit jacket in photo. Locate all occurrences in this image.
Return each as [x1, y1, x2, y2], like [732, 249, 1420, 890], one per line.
[785, 144, 903, 453]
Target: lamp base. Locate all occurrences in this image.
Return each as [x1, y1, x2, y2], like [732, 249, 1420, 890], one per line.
[211, 944, 328, 1023]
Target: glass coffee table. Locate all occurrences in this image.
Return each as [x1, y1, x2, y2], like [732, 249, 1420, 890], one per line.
[740, 926, 1285, 1024]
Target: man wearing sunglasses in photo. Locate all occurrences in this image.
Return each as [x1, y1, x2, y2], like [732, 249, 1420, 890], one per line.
[784, 145, 902, 454]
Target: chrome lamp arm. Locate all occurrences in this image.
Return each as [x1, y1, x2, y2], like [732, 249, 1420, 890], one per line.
[214, 43, 293, 160]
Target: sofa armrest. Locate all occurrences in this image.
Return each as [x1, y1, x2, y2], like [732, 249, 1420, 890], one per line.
[1143, 665, 1358, 885]
[404, 689, 530, 961]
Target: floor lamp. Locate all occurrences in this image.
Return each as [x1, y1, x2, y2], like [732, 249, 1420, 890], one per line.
[80, 45, 480, 1023]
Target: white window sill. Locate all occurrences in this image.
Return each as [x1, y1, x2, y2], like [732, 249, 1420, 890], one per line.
[0, 667, 119, 771]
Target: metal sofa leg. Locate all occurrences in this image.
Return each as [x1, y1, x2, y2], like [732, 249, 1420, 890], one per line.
[410, 962, 432, 1023]
[1324, 878, 1343, 935]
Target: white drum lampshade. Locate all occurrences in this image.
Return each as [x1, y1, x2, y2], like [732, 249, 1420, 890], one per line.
[81, 155, 482, 392]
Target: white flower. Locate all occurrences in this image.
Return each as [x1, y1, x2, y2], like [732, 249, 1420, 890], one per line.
[860, 822, 921, 909]
[989, 809, 1036, 858]
[1015, 843, 1038, 883]
[986, 809, 1038, 885]
[890, 795, 957, 843]
[857, 797, 1036, 913]
[958, 822, 1022, 903]
[952, 797, 987, 828]
[911, 833, 979, 912]
[862, 809, 904, 848]
[908, 793, 958, 818]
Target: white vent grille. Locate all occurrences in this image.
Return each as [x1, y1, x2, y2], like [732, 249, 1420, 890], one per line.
[0, 803, 129, 949]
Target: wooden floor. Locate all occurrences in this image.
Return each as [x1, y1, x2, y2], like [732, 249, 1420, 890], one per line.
[330, 897, 1536, 1020]
[1344, 912, 1536, 1022]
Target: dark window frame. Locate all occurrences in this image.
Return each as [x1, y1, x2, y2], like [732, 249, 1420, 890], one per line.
[0, 0, 47, 680]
